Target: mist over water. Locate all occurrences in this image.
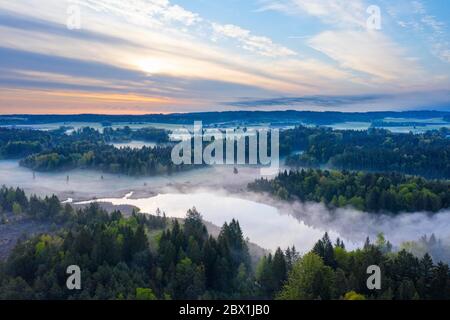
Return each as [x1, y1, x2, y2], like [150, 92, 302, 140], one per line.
[0, 160, 262, 198]
[76, 188, 450, 254]
[1, 159, 449, 254]
[273, 199, 450, 249]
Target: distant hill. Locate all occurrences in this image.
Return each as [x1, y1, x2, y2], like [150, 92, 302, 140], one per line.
[0, 110, 449, 126]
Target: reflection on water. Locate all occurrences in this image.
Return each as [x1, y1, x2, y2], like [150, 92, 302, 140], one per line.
[76, 192, 350, 253]
[76, 190, 450, 254]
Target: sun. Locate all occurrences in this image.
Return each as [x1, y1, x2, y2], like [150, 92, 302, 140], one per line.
[137, 58, 173, 75]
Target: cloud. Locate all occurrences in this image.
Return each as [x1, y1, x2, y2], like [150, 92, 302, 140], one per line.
[387, 0, 450, 64]
[211, 23, 297, 57]
[226, 91, 450, 111]
[308, 30, 423, 84]
[80, 0, 297, 59]
[79, 0, 202, 26]
[258, 0, 367, 28]
[0, 0, 448, 113]
[0, 11, 133, 45]
[226, 94, 385, 108]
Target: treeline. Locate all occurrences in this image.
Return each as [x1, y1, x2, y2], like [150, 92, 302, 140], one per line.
[0, 198, 254, 299]
[0, 185, 70, 223]
[2, 110, 448, 126]
[0, 127, 190, 176]
[3, 125, 450, 179]
[0, 126, 170, 159]
[1, 189, 450, 300]
[0, 128, 52, 159]
[103, 126, 170, 143]
[20, 142, 189, 176]
[282, 126, 450, 179]
[264, 233, 450, 300]
[248, 169, 450, 213]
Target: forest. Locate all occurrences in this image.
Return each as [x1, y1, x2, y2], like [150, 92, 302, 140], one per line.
[248, 169, 450, 213]
[1, 187, 449, 300]
[102, 126, 170, 144]
[20, 142, 190, 176]
[0, 127, 191, 176]
[282, 126, 450, 179]
[1, 125, 450, 178]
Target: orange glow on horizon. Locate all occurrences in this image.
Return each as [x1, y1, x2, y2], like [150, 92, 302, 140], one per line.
[42, 91, 172, 104]
[0, 88, 204, 115]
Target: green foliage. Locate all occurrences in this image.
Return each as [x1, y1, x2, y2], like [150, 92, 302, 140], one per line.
[0, 185, 72, 222]
[0, 128, 50, 159]
[277, 252, 335, 300]
[275, 234, 450, 300]
[20, 141, 187, 176]
[3, 125, 450, 179]
[0, 126, 188, 177]
[249, 169, 450, 213]
[12, 202, 22, 215]
[103, 126, 170, 144]
[1, 188, 450, 300]
[282, 126, 450, 179]
[256, 247, 290, 298]
[135, 288, 157, 300]
[343, 291, 366, 300]
[0, 189, 252, 300]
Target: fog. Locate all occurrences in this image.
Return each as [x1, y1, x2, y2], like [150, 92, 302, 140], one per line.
[0, 160, 262, 199]
[268, 196, 450, 249]
[75, 186, 450, 255]
[76, 190, 352, 253]
[2, 159, 449, 257]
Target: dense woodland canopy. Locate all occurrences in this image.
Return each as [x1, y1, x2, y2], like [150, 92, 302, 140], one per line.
[0, 187, 254, 299]
[1, 116, 450, 300]
[0, 128, 52, 158]
[0, 126, 169, 157]
[282, 126, 450, 179]
[102, 126, 170, 144]
[1, 124, 449, 178]
[0, 127, 191, 176]
[249, 169, 450, 213]
[20, 142, 188, 176]
[1, 188, 449, 300]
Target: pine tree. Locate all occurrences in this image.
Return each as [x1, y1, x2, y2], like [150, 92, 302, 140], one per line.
[272, 248, 288, 293]
[313, 233, 336, 268]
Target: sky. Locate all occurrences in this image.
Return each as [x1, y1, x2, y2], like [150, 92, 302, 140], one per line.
[0, 0, 449, 114]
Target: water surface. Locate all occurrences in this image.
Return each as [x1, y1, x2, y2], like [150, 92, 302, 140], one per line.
[76, 192, 350, 253]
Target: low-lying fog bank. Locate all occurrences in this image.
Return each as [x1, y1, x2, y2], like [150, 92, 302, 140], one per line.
[75, 188, 450, 260]
[0, 160, 263, 200]
[2, 159, 449, 261]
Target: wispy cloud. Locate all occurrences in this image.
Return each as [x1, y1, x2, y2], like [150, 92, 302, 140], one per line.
[258, 0, 367, 28]
[226, 94, 385, 108]
[388, 0, 450, 64]
[226, 91, 450, 112]
[79, 0, 202, 26]
[0, 0, 448, 113]
[308, 30, 423, 83]
[211, 23, 296, 57]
